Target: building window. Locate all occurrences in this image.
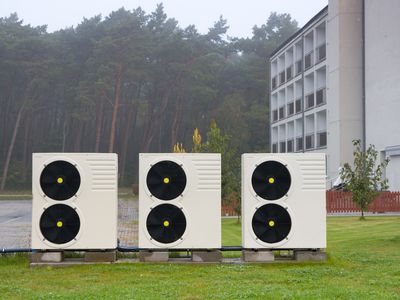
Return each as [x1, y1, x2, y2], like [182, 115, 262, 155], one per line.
[295, 98, 302, 113]
[287, 139, 294, 152]
[304, 51, 313, 70]
[305, 134, 314, 150]
[280, 141, 286, 153]
[286, 65, 293, 81]
[287, 102, 294, 116]
[317, 131, 327, 148]
[279, 106, 285, 120]
[305, 93, 315, 109]
[272, 109, 278, 122]
[272, 143, 278, 153]
[316, 88, 326, 106]
[296, 136, 303, 151]
[271, 76, 277, 90]
[295, 60, 302, 75]
[279, 71, 285, 85]
[316, 44, 326, 62]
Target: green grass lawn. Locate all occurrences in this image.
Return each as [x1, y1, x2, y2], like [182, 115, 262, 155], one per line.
[1, 217, 399, 299]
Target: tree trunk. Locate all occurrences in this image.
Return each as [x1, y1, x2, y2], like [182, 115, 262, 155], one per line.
[95, 99, 104, 152]
[171, 95, 183, 148]
[141, 89, 172, 152]
[74, 121, 84, 152]
[157, 115, 163, 152]
[1, 96, 12, 163]
[109, 63, 123, 153]
[62, 116, 68, 152]
[120, 103, 138, 184]
[0, 106, 24, 191]
[21, 115, 31, 183]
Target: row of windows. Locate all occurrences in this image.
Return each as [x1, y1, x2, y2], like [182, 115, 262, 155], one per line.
[271, 131, 327, 153]
[272, 88, 326, 123]
[271, 44, 326, 91]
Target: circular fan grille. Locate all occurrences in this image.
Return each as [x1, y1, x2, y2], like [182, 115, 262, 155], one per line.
[39, 204, 80, 244]
[251, 160, 291, 200]
[146, 160, 186, 200]
[40, 160, 81, 200]
[252, 203, 292, 244]
[146, 204, 187, 244]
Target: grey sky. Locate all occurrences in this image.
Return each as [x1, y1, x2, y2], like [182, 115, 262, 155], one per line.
[1, 0, 327, 38]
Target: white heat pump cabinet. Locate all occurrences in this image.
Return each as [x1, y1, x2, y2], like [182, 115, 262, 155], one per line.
[31, 153, 118, 250]
[241, 153, 326, 249]
[139, 153, 221, 249]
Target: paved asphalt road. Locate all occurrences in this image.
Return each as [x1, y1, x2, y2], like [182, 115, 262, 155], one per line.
[0, 200, 32, 249]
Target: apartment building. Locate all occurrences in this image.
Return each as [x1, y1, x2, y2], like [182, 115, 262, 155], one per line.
[270, 7, 328, 156]
[269, 0, 400, 190]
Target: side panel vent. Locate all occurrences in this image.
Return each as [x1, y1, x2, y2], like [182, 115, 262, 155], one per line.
[192, 158, 221, 191]
[296, 158, 326, 190]
[87, 158, 117, 191]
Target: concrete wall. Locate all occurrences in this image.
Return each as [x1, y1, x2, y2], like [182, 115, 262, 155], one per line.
[326, 0, 364, 184]
[365, 0, 400, 190]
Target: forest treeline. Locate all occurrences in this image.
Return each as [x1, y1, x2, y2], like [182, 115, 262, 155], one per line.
[0, 4, 297, 189]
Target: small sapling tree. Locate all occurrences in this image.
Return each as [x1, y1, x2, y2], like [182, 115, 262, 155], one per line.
[340, 140, 389, 220]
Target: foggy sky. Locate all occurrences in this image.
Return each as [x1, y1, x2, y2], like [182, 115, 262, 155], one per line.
[1, 0, 328, 38]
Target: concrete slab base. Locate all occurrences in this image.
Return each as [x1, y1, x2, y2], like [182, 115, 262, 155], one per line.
[85, 251, 117, 263]
[191, 250, 222, 262]
[30, 250, 117, 266]
[31, 252, 64, 263]
[294, 250, 327, 261]
[242, 250, 275, 262]
[139, 251, 169, 262]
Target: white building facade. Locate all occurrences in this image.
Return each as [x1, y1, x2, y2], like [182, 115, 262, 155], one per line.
[269, 0, 400, 190]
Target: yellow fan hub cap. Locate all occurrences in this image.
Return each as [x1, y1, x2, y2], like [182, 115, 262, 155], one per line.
[268, 220, 275, 227]
[268, 177, 275, 184]
[163, 177, 170, 184]
[57, 177, 64, 184]
[56, 221, 63, 228]
[163, 220, 170, 227]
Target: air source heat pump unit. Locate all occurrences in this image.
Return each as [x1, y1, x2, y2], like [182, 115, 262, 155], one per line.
[242, 153, 326, 249]
[31, 153, 118, 250]
[139, 153, 221, 249]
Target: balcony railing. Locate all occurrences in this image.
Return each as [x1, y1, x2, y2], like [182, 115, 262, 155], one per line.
[272, 109, 278, 122]
[305, 134, 315, 150]
[279, 106, 285, 120]
[305, 93, 315, 109]
[296, 136, 303, 151]
[316, 87, 326, 106]
[272, 143, 278, 153]
[280, 141, 286, 153]
[295, 59, 302, 75]
[271, 76, 277, 90]
[316, 43, 326, 62]
[295, 98, 302, 113]
[287, 139, 294, 153]
[317, 131, 327, 148]
[279, 71, 285, 85]
[286, 65, 293, 81]
[304, 51, 314, 70]
[287, 101, 294, 116]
